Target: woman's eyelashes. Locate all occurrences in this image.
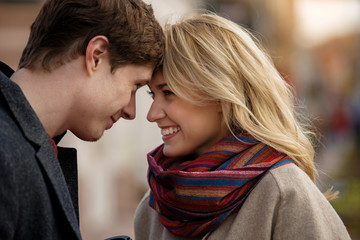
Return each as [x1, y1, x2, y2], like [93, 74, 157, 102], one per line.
[146, 89, 175, 99]
[163, 90, 174, 96]
[147, 90, 155, 99]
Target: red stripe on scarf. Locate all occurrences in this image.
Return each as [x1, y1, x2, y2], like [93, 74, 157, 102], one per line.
[147, 132, 293, 237]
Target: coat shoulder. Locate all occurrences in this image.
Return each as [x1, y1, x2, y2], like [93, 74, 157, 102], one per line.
[209, 164, 351, 240]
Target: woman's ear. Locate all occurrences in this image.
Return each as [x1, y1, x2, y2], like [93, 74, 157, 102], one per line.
[84, 35, 109, 75]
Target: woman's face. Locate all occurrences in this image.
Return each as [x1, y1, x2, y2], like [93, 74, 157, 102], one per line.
[147, 71, 229, 157]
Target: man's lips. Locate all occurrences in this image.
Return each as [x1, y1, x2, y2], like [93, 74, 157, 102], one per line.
[106, 116, 117, 130]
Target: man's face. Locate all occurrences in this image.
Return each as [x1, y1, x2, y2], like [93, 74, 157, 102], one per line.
[70, 63, 154, 141]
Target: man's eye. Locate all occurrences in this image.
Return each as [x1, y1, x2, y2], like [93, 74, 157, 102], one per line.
[136, 83, 144, 89]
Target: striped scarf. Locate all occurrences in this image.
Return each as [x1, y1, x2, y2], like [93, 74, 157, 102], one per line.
[147, 132, 294, 237]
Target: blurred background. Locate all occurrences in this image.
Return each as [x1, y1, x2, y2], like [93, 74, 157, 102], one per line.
[0, 0, 359, 239]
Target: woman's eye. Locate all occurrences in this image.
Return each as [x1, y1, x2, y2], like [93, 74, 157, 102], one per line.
[147, 90, 155, 99]
[163, 90, 174, 96]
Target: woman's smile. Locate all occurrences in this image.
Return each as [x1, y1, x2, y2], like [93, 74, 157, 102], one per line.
[161, 126, 181, 140]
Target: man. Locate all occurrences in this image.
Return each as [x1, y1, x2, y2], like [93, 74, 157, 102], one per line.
[0, 0, 163, 239]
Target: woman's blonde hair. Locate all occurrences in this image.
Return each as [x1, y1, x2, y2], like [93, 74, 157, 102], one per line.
[162, 13, 337, 199]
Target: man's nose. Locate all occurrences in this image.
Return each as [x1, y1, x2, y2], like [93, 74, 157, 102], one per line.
[122, 93, 136, 120]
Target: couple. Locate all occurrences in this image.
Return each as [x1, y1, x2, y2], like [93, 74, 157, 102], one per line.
[0, 0, 350, 240]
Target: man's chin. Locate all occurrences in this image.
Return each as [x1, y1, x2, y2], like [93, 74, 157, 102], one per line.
[85, 137, 100, 142]
[71, 130, 103, 142]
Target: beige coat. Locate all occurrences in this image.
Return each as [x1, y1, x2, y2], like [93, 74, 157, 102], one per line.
[134, 164, 351, 240]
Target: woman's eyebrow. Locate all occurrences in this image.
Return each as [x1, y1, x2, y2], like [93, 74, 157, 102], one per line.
[156, 83, 167, 90]
[148, 83, 167, 91]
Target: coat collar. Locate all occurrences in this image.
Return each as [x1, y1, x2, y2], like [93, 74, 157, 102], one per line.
[0, 63, 47, 147]
[0, 63, 81, 239]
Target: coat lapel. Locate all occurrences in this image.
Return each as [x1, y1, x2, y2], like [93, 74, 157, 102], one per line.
[36, 144, 81, 239]
[0, 69, 81, 239]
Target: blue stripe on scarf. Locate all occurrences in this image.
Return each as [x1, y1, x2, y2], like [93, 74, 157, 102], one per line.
[174, 177, 249, 186]
[173, 193, 227, 201]
[243, 145, 267, 166]
[218, 154, 238, 169]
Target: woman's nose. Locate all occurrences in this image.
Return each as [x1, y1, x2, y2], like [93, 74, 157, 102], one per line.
[147, 99, 165, 122]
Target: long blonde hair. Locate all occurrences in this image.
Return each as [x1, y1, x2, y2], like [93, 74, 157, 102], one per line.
[162, 13, 336, 199]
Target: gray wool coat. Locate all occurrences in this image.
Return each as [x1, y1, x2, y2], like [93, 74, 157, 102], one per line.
[0, 62, 81, 239]
[134, 164, 351, 240]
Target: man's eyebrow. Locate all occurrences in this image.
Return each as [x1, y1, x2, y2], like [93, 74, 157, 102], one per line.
[136, 78, 151, 84]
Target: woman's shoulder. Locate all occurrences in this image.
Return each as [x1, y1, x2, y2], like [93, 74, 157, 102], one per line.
[263, 163, 319, 196]
[241, 163, 322, 209]
[208, 163, 351, 240]
[252, 163, 340, 222]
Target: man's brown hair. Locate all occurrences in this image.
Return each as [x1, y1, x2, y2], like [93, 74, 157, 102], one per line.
[19, 0, 164, 72]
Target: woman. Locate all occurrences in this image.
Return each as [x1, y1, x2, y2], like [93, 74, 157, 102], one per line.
[134, 13, 351, 239]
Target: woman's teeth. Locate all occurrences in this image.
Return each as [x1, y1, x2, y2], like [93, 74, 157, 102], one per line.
[161, 127, 181, 136]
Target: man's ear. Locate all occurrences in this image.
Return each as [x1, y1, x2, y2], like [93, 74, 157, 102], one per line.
[85, 35, 109, 75]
